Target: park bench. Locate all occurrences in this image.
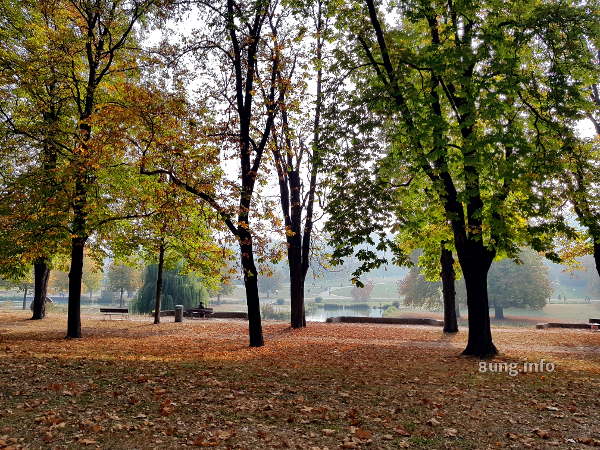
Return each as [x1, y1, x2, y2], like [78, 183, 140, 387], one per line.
[185, 306, 214, 318]
[100, 307, 129, 320]
[589, 318, 600, 324]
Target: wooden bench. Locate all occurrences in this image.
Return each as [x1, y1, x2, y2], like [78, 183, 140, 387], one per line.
[185, 307, 214, 318]
[100, 307, 129, 320]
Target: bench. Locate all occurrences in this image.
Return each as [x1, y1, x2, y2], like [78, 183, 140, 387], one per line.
[185, 307, 214, 318]
[100, 307, 129, 320]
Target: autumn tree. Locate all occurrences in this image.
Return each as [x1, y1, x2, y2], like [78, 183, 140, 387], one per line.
[106, 263, 140, 307]
[137, 0, 287, 346]
[82, 255, 104, 301]
[0, 0, 73, 319]
[268, 0, 331, 328]
[325, 0, 593, 356]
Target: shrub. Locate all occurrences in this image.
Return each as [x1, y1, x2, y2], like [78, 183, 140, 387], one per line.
[261, 303, 289, 321]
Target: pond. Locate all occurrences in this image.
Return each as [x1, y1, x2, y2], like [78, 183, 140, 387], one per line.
[305, 304, 385, 322]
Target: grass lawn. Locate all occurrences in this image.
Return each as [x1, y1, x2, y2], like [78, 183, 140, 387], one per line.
[1, 311, 599, 449]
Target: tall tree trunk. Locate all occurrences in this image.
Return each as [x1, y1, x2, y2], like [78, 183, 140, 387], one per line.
[461, 264, 496, 357]
[494, 305, 505, 320]
[289, 258, 305, 328]
[239, 232, 264, 346]
[455, 302, 461, 319]
[22, 287, 28, 310]
[119, 288, 124, 308]
[594, 241, 600, 278]
[440, 245, 458, 333]
[153, 242, 165, 325]
[66, 236, 86, 338]
[32, 258, 50, 320]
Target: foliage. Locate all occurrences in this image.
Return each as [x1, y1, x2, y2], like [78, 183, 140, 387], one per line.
[133, 263, 209, 313]
[106, 263, 141, 297]
[401, 249, 552, 311]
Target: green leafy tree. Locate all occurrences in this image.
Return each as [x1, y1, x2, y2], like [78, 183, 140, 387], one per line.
[487, 250, 552, 319]
[82, 255, 103, 302]
[106, 263, 140, 307]
[134, 263, 209, 314]
[325, 0, 595, 356]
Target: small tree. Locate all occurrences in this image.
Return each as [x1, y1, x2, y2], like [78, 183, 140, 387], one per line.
[82, 256, 103, 302]
[487, 250, 552, 319]
[107, 263, 140, 308]
[259, 269, 283, 299]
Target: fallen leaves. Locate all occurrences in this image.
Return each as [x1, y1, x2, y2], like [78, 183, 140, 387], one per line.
[0, 312, 599, 449]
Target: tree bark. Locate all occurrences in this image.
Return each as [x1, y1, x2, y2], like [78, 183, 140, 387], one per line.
[22, 287, 28, 310]
[594, 241, 600, 279]
[32, 258, 50, 320]
[66, 236, 86, 338]
[461, 265, 497, 357]
[153, 242, 165, 325]
[440, 245, 458, 333]
[494, 305, 505, 320]
[240, 231, 264, 346]
[119, 288, 124, 308]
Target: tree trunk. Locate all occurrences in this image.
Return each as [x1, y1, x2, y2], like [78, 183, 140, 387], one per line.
[594, 241, 600, 278]
[440, 245, 458, 333]
[153, 242, 165, 325]
[494, 305, 505, 320]
[66, 237, 86, 338]
[32, 258, 50, 320]
[461, 266, 497, 357]
[290, 259, 306, 329]
[119, 288, 124, 308]
[240, 232, 264, 347]
[22, 287, 28, 310]
[455, 302, 461, 319]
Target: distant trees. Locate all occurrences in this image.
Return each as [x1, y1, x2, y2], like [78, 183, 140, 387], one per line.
[134, 264, 209, 314]
[259, 270, 283, 300]
[107, 263, 141, 308]
[400, 249, 552, 320]
[487, 250, 552, 319]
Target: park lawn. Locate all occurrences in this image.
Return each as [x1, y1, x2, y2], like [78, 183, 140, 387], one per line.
[0, 312, 599, 449]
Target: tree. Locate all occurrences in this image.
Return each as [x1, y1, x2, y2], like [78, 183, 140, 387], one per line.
[259, 269, 283, 299]
[134, 263, 209, 314]
[49, 270, 69, 299]
[107, 263, 140, 307]
[268, 0, 331, 328]
[58, 0, 157, 338]
[0, 0, 73, 320]
[400, 248, 552, 320]
[0, 271, 34, 310]
[82, 255, 103, 301]
[325, 0, 592, 356]
[138, 0, 287, 346]
[487, 249, 552, 320]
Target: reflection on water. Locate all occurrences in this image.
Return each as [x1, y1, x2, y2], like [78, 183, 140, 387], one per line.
[306, 305, 384, 322]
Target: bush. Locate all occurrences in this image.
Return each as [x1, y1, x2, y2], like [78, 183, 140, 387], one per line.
[392, 301, 400, 308]
[261, 303, 289, 321]
[314, 296, 323, 303]
[383, 305, 399, 317]
[275, 298, 285, 305]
